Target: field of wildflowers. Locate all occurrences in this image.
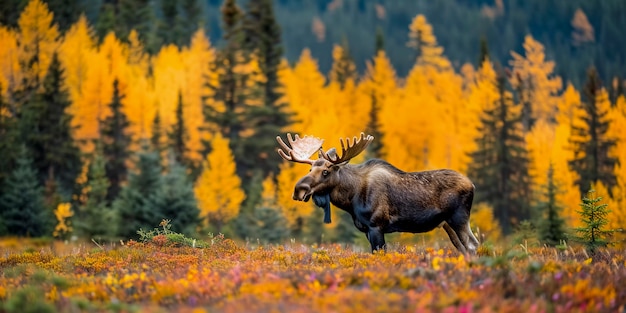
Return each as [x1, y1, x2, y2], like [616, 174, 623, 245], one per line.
[0, 234, 625, 313]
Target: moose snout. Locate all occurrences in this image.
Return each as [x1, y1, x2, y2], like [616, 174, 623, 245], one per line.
[293, 177, 313, 201]
[293, 185, 310, 201]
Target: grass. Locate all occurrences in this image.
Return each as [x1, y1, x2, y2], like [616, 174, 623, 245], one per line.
[0, 231, 624, 313]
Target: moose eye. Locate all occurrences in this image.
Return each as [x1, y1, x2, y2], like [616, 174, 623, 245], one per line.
[322, 170, 329, 177]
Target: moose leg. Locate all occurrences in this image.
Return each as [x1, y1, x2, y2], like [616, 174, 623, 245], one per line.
[367, 228, 386, 252]
[442, 223, 467, 255]
[449, 221, 478, 255]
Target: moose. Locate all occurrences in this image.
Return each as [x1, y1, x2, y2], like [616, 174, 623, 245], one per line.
[276, 132, 480, 255]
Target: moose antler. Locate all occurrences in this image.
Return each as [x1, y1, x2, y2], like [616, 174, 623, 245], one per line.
[276, 133, 324, 165]
[321, 132, 374, 164]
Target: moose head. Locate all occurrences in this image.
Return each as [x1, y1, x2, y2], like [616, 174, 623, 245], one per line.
[276, 132, 479, 255]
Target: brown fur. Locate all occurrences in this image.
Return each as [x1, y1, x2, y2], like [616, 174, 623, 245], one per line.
[293, 158, 480, 254]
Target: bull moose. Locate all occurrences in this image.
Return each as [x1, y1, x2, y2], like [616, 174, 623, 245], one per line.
[276, 132, 480, 255]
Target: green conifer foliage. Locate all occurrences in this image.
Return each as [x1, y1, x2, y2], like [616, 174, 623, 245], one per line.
[0, 146, 50, 236]
[573, 188, 615, 254]
[536, 163, 567, 246]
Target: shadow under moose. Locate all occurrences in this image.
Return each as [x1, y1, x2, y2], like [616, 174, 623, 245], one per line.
[276, 132, 480, 255]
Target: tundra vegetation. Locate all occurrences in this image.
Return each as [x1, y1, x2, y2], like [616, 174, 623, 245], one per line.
[1, 0, 626, 311]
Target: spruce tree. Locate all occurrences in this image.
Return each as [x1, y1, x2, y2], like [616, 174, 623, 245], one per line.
[151, 110, 163, 154]
[114, 147, 164, 240]
[249, 205, 289, 244]
[573, 188, 615, 254]
[168, 91, 190, 168]
[0, 146, 50, 237]
[375, 26, 385, 53]
[467, 68, 532, 234]
[0, 83, 19, 190]
[202, 0, 250, 176]
[46, 0, 84, 32]
[568, 67, 618, 195]
[157, 155, 200, 236]
[239, 0, 294, 182]
[101, 79, 132, 202]
[75, 142, 115, 240]
[536, 163, 567, 246]
[94, 2, 116, 43]
[35, 52, 81, 196]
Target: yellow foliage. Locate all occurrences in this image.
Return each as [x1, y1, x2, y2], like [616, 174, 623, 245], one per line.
[276, 162, 314, 230]
[53, 203, 73, 237]
[407, 14, 451, 70]
[59, 14, 96, 105]
[17, 0, 59, 86]
[509, 35, 563, 124]
[261, 174, 278, 208]
[194, 133, 245, 230]
[0, 27, 20, 99]
[469, 203, 501, 242]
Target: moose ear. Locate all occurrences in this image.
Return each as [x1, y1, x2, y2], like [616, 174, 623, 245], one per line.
[323, 147, 338, 161]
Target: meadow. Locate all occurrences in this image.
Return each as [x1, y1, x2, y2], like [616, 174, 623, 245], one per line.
[1, 230, 624, 313]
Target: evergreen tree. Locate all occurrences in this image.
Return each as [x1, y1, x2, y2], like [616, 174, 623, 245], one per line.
[157, 0, 185, 47]
[240, 0, 293, 181]
[32, 52, 81, 196]
[101, 79, 132, 202]
[568, 67, 618, 195]
[573, 188, 615, 254]
[375, 26, 385, 53]
[168, 91, 190, 168]
[468, 67, 532, 234]
[157, 155, 201, 236]
[114, 147, 164, 239]
[479, 36, 490, 65]
[181, 0, 202, 44]
[75, 142, 115, 240]
[536, 163, 567, 246]
[0, 83, 19, 190]
[0, 146, 50, 237]
[202, 0, 250, 178]
[45, 0, 83, 32]
[94, 2, 116, 43]
[249, 205, 289, 244]
[118, 0, 156, 50]
[151, 110, 163, 154]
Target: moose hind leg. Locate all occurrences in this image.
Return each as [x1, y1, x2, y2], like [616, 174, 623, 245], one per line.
[442, 223, 467, 255]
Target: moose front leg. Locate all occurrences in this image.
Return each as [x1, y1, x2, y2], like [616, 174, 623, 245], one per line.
[367, 227, 386, 252]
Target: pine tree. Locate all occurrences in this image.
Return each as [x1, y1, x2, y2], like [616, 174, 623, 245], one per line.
[158, 155, 200, 236]
[574, 188, 615, 254]
[45, 0, 83, 32]
[75, 142, 115, 240]
[157, 0, 185, 47]
[101, 79, 132, 202]
[375, 26, 385, 53]
[30, 52, 81, 196]
[114, 147, 164, 239]
[468, 67, 532, 234]
[245, 174, 288, 244]
[168, 91, 190, 168]
[536, 163, 567, 246]
[569, 67, 618, 195]
[0, 82, 20, 190]
[0, 146, 50, 236]
[94, 2, 116, 43]
[151, 110, 163, 154]
[239, 0, 293, 181]
[118, 0, 155, 51]
[202, 0, 247, 159]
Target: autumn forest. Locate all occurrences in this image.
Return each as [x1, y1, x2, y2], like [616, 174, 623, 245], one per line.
[1, 0, 625, 248]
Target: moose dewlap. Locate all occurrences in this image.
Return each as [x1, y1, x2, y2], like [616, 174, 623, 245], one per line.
[276, 132, 480, 255]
